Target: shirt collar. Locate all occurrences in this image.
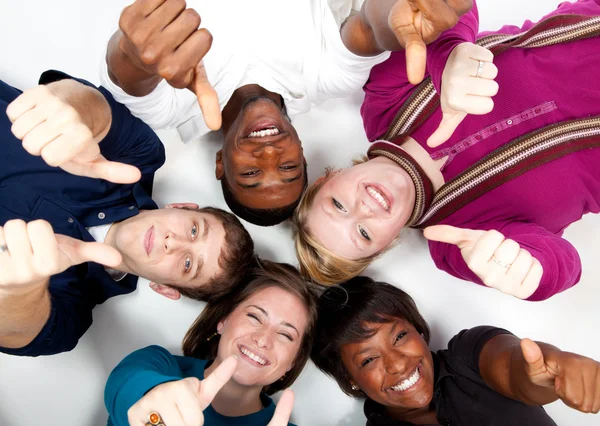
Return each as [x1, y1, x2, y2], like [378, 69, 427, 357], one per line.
[367, 140, 434, 228]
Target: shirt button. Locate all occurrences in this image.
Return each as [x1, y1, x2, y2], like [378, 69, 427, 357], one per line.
[98, 212, 106, 220]
[128, 206, 135, 211]
[475, 135, 483, 141]
[535, 108, 542, 113]
[507, 119, 513, 125]
[521, 113, 528, 119]
[67, 217, 74, 223]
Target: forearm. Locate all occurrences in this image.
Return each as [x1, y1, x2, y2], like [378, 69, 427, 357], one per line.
[0, 282, 51, 348]
[106, 30, 163, 97]
[46, 79, 112, 142]
[342, 0, 400, 56]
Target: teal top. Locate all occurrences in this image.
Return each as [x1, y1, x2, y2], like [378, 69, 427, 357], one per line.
[105, 345, 294, 426]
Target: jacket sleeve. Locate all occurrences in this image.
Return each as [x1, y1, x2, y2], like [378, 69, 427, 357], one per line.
[425, 0, 479, 93]
[428, 221, 582, 301]
[104, 345, 185, 426]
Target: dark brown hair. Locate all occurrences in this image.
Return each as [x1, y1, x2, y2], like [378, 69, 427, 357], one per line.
[169, 206, 254, 302]
[182, 260, 318, 395]
[311, 276, 430, 398]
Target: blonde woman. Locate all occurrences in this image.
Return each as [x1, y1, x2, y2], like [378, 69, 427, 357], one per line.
[293, 0, 600, 301]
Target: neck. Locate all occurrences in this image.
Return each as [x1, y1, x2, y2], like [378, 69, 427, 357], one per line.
[102, 220, 131, 274]
[400, 137, 445, 191]
[221, 84, 282, 134]
[386, 405, 436, 425]
[204, 358, 264, 417]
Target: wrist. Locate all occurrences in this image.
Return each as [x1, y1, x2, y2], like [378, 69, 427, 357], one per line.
[0, 278, 49, 298]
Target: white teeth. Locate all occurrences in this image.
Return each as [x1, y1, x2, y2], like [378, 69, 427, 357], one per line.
[390, 367, 421, 392]
[240, 347, 267, 365]
[248, 127, 280, 138]
[366, 186, 389, 211]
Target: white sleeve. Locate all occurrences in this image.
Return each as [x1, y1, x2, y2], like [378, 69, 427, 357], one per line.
[314, 1, 390, 101]
[99, 58, 200, 132]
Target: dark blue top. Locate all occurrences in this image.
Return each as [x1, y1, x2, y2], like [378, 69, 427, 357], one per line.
[105, 345, 295, 426]
[0, 70, 165, 357]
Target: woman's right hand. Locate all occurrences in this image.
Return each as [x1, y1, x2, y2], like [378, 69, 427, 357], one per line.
[127, 356, 238, 426]
[428, 42, 499, 147]
[424, 225, 543, 299]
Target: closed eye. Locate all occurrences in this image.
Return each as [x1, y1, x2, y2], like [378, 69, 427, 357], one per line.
[278, 332, 293, 342]
[361, 356, 376, 367]
[248, 313, 262, 324]
[394, 331, 407, 344]
[333, 198, 347, 213]
[358, 225, 370, 241]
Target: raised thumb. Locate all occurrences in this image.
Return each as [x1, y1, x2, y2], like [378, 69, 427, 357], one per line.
[427, 113, 466, 147]
[56, 234, 122, 268]
[521, 338, 545, 373]
[192, 60, 222, 131]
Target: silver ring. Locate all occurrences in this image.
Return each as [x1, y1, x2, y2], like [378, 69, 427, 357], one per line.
[475, 60, 485, 78]
[0, 244, 9, 255]
[492, 255, 511, 269]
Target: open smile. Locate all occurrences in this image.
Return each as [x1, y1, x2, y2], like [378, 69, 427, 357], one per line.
[365, 184, 392, 212]
[238, 344, 271, 367]
[144, 226, 154, 256]
[387, 364, 422, 393]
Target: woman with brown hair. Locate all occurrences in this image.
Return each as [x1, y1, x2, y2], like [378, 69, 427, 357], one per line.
[293, 0, 600, 301]
[104, 260, 318, 426]
[312, 277, 600, 425]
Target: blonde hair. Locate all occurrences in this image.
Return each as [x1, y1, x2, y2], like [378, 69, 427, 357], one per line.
[292, 162, 390, 286]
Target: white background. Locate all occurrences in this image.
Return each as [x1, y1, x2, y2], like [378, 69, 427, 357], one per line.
[0, 0, 599, 425]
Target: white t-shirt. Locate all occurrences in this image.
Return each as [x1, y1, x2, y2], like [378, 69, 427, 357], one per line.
[100, 0, 389, 143]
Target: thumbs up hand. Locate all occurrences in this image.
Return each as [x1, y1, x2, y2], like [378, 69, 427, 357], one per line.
[520, 339, 600, 413]
[0, 219, 122, 293]
[423, 225, 543, 299]
[117, 0, 221, 130]
[7, 82, 141, 184]
[427, 43, 498, 148]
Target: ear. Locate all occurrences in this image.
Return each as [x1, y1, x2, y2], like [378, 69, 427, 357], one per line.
[165, 202, 200, 210]
[217, 319, 225, 333]
[149, 282, 181, 300]
[215, 150, 224, 180]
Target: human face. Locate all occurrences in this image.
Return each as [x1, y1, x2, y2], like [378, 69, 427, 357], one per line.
[306, 157, 416, 260]
[215, 286, 308, 388]
[217, 97, 306, 210]
[111, 208, 225, 288]
[341, 319, 435, 411]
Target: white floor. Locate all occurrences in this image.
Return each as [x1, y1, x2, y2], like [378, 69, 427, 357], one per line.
[1, 1, 599, 425]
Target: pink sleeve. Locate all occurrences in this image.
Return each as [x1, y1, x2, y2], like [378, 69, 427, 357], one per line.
[425, 1, 480, 93]
[427, 221, 582, 301]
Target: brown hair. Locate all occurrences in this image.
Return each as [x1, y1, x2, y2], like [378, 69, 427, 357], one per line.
[312, 276, 431, 398]
[291, 165, 389, 286]
[169, 206, 254, 302]
[182, 260, 319, 395]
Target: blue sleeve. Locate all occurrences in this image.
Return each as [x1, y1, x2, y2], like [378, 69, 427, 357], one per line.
[38, 70, 165, 177]
[104, 346, 186, 426]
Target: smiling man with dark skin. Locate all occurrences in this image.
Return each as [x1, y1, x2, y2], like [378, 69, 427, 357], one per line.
[103, 0, 472, 226]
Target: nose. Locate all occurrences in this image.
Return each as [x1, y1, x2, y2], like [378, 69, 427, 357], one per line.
[383, 351, 409, 375]
[252, 330, 273, 350]
[356, 199, 374, 218]
[252, 144, 283, 158]
[164, 232, 185, 253]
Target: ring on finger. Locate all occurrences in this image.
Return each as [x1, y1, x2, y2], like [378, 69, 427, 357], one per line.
[475, 60, 485, 78]
[0, 244, 9, 255]
[492, 255, 511, 269]
[146, 411, 166, 426]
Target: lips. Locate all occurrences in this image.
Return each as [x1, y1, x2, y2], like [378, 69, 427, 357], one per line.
[365, 184, 393, 213]
[387, 364, 422, 393]
[144, 226, 154, 256]
[244, 120, 282, 138]
[238, 344, 270, 367]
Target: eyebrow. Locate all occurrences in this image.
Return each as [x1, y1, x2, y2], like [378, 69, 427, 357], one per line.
[236, 173, 302, 189]
[248, 304, 300, 336]
[202, 217, 210, 240]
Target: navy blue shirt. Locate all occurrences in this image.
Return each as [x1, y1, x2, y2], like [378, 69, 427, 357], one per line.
[105, 345, 295, 426]
[0, 70, 165, 357]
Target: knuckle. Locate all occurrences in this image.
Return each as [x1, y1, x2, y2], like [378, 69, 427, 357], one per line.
[41, 150, 61, 167]
[182, 8, 201, 28]
[139, 46, 161, 66]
